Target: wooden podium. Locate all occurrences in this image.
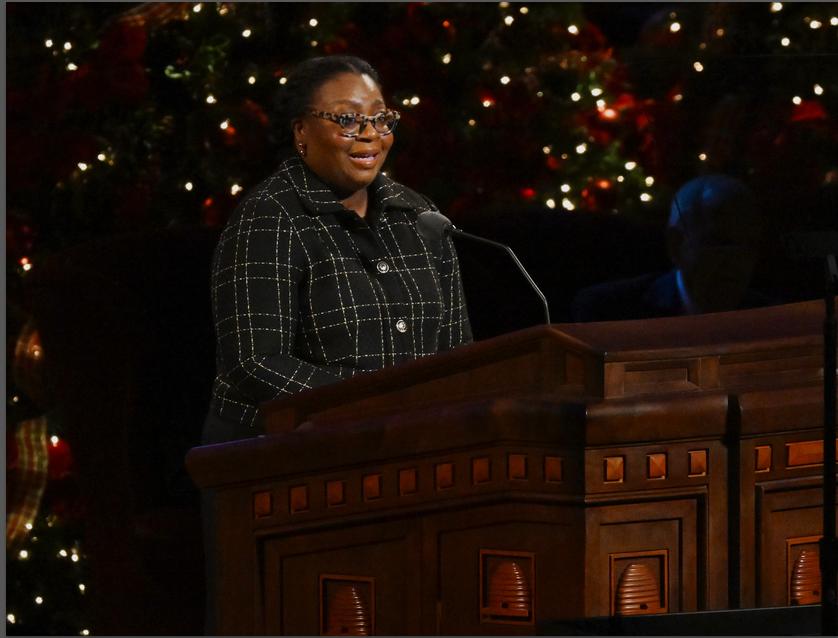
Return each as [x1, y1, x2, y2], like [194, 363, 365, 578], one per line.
[186, 300, 837, 635]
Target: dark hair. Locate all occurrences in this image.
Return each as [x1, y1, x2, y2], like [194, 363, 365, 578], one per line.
[273, 55, 382, 152]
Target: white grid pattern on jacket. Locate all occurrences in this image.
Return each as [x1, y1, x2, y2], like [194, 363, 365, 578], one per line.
[208, 157, 472, 429]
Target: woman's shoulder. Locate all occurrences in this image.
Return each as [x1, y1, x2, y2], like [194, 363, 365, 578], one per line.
[224, 158, 311, 226]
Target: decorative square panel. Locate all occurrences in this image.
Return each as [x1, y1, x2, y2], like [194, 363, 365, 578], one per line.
[755, 445, 772, 473]
[289, 485, 309, 513]
[479, 549, 535, 625]
[326, 481, 345, 507]
[253, 490, 273, 518]
[472, 457, 491, 485]
[319, 574, 375, 636]
[435, 462, 455, 490]
[362, 474, 382, 501]
[508, 454, 528, 480]
[646, 453, 667, 480]
[544, 456, 563, 483]
[687, 449, 708, 477]
[398, 468, 417, 495]
[609, 549, 668, 616]
[604, 456, 625, 483]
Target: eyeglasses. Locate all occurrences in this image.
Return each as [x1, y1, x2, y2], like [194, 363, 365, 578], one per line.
[309, 109, 400, 137]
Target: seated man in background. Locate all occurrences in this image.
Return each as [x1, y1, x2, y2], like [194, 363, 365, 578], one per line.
[571, 174, 774, 322]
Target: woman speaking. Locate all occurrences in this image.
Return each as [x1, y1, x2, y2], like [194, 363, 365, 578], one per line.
[202, 55, 473, 444]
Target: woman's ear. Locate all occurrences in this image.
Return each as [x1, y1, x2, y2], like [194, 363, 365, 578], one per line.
[292, 118, 306, 145]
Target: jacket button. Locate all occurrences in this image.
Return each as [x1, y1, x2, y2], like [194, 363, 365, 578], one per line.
[395, 319, 408, 333]
[376, 260, 390, 274]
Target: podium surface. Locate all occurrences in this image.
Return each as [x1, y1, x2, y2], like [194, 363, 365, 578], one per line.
[187, 300, 836, 635]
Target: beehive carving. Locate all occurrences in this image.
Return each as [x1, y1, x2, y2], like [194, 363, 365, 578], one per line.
[791, 548, 821, 605]
[323, 582, 371, 635]
[486, 560, 531, 618]
[615, 563, 663, 615]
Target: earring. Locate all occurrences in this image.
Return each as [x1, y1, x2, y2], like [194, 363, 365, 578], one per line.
[297, 142, 307, 158]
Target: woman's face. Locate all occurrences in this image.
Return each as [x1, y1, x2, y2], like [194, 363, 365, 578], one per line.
[293, 72, 394, 198]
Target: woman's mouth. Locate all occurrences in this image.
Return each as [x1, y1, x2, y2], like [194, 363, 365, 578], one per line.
[348, 151, 379, 168]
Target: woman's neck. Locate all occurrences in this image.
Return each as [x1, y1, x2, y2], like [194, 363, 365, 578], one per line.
[341, 188, 368, 218]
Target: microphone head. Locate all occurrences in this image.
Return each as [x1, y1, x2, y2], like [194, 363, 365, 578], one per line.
[417, 210, 454, 242]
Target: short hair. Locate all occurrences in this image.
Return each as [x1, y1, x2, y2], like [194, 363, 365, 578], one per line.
[668, 174, 757, 235]
[273, 55, 382, 152]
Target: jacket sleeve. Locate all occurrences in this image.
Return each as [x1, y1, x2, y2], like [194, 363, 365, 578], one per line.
[211, 195, 350, 404]
[436, 227, 474, 350]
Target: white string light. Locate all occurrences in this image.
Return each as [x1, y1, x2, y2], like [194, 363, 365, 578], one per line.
[184, 182, 194, 191]
[441, 53, 452, 64]
[617, 175, 625, 183]
[693, 61, 704, 72]
[562, 197, 575, 210]
[590, 87, 603, 97]
[809, 19, 822, 29]
[193, 3, 202, 13]
[97, 153, 106, 161]
[781, 36, 791, 46]
[504, 15, 514, 26]
[50, 435, 59, 446]
[567, 24, 579, 35]
[792, 95, 802, 105]
[242, 28, 252, 38]
[44, 39, 53, 48]
[831, 17, 838, 26]
[640, 193, 653, 202]
[468, 118, 476, 126]
[219, 119, 230, 130]
[545, 198, 556, 209]
[63, 41, 72, 51]
[542, 146, 552, 154]
[500, 75, 510, 85]
[670, 22, 681, 33]
[570, 92, 581, 102]
[230, 184, 243, 195]
[206, 94, 217, 104]
[624, 161, 637, 170]
[278, 77, 287, 85]
[645, 176, 655, 186]
[308, 18, 318, 27]
[77, 162, 88, 171]
[34, 597, 44, 605]
[814, 84, 824, 95]
[19, 550, 29, 559]
[575, 143, 587, 154]
[519, 6, 528, 14]
[247, 76, 256, 85]
[66, 62, 78, 71]
[771, 2, 783, 12]
[698, 152, 708, 161]
[561, 184, 571, 192]
[7, 614, 16, 624]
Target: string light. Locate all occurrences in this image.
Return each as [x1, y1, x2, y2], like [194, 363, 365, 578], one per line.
[602, 108, 618, 119]
[645, 176, 655, 186]
[640, 193, 653, 202]
[71, 553, 80, 563]
[536, 91, 544, 98]
[673, 93, 684, 102]
[441, 53, 452, 64]
[831, 17, 838, 26]
[590, 87, 603, 97]
[771, 2, 783, 12]
[206, 94, 217, 104]
[247, 75, 256, 85]
[242, 28, 252, 37]
[698, 152, 708, 161]
[500, 75, 510, 85]
[562, 198, 575, 211]
[781, 37, 791, 46]
[624, 161, 637, 170]
[410, 96, 420, 105]
[81, 630, 90, 636]
[561, 184, 571, 192]
[77, 162, 89, 171]
[219, 119, 230, 130]
[617, 175, 625, 182]
[542, 146, 551, 154]
[715, 28, 725, 37]
[545, 198, 556, 209]
[63, 41, 72, 51]
[19, 550, 29, 559]
[596, 99, 606, 109]
[185, 182, 194, 191]
[308, 18, 318, 27]
[570, 92, 581, 102]
[79, 584, 86, 593]
[35, 597, 44, 605]
[11, 395, 20, 403]
[193, 3, 202, 13]
[693, 61, 704, 72]
[504, 16, 514, 26]
[575, 143, 587, 154]
[59, 549, 68, 557]
[670, 22, 681, 33]
[50, 435, 59, 446]
[482, 98, 493, 108]
[809, 19, 822, 29]
[97, 153, 106, 161]
[468, 118, 476, 126]
[792, 95, 802, 105]
[218, 4, 229, 15]
[499, 1, 510, 7]
[519, 6, 528, 14]
[7, 614, 16, 624]
[44, 39, 53, 47]
[25, 522, 33, 530]
[67, 63, 78, 71]
[567, 24, 579, 35]
[230, 184, 243, 195]
[814, 84, 824, 95]
[310, 40, 318, 47]
[278, 77, 287, 85]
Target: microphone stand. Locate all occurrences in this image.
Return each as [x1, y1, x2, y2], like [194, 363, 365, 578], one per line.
[449, 227, 551, 325]
[822, 253, 837, 637]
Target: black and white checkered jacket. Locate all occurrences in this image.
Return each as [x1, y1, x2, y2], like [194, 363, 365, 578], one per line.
[207, 157, 473, 431]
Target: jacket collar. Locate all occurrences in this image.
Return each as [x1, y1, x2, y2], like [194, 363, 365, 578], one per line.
[277, 156, 417, 218]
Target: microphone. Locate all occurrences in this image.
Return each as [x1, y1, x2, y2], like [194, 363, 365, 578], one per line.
[417, 210, 551, 325]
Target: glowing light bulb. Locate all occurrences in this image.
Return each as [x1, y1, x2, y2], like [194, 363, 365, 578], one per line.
[568, 24, 579, 35]
[71, 553, 79, 562]
[63, 41, 72, 51]
[468, 119, 476, 126]
[7, 614, 16, 624]
[590, 87, 603, 97]
[308, 18, 318, 27]
[624, 161, 637, 170]
[575, 143, 587, 154]
[814, 84, 824, 95]
[562, 198, 575, 211]
[570, 92, 581, 102]
[50, 435, 59, 446]
[781, 36, 791, 46]
[79, 584, 86, 593]
[278, 77, 287, 85]
[715, 28, 725, 37]
[35, 597, 43, 605]
[499, 1, 510, 7]
[218, 5, 228, 15]
[670, 22, 681, 33]
[81, 631, 90, 636]
[219, 119, 230, 130]
[77, 162, 88, 171]
[410, 96, 420, 105]
[645, 176, 655, 186]
[441, 53, 452, 64]
[19, 550, 29, 559]
[193, 3, 202, 13]
[25, 522, 33, 530]
[693, 61, 704, 72]
[504, 15, 514, 26]
[66, 62, 78, 71]
[310, 40, 318, 47]
[482, 99, 493, 108]
[242, 28, 252, 38]
[640, 193, 653, 202]
[519, 6, 528, 14]
[673, 93, 684, 102]
[402, 98, 410, 106]
[792, 95, 802, 105]
[561, 184, 571, 193]
[230, 184, 243, 195]
[247, 76, 256, 85]
[500, 75, 510, 85]
[206, 94, 216, 104]
[45, 39, 53, 47]
[536, 91, 544, 97]
[185, 182, 194, 191]
[698, 152, 708, 161]
[97, 153, 106, 161]
[831, 17, 837, 26]
[771, 2, 783, 12]
[59, 549, 68, 557]
[810, 20, 822, 29]
[545, 198, 556, 209]
[542, 146, 552, 154]
[596, 99, 606, 110]
[617, 175, 625, 183]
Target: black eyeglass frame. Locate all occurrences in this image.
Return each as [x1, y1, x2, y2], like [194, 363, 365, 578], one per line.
[308, 109, 401, 138]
